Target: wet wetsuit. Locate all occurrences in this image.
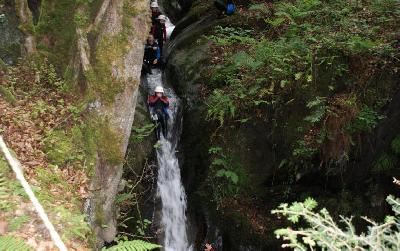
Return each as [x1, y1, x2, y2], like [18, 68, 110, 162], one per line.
[148, 95, 169, 139]
[152, 21, 167, 56]
[143, 41, 161, 74]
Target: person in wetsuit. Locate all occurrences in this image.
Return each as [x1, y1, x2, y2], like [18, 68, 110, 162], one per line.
[143, 35, 161, 74]
[148, 86, 169, 140]
[151, 15, 167, 56]
[150, 1, 162, 25]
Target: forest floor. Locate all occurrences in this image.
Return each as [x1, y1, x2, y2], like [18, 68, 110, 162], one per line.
[0, 61, 91, 250]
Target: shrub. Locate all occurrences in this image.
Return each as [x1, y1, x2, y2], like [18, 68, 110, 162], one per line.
[272, 195, 400, 250]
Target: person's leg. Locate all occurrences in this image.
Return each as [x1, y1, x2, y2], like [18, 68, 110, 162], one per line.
[163, 113, 168, 138]
[155, 121, 161, 140]
[158, 39, 164, 58]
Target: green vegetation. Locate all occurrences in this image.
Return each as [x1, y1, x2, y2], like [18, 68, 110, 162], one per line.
[0, 235, 33, 251]
[204, 0, 399, 166]
[8, 215, 30, 232]
[206, 146, 249, 206]
[272, 195, 400, 250]
[131, 124, 156, 142]
[0, 85, 17, 105]
[102, 239, 161, 251]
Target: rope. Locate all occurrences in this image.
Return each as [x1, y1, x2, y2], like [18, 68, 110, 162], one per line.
[0, 136, 68, 251]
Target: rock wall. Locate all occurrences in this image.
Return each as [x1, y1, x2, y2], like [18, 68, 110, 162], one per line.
[74, 0, 150, 246]
[165, 1, 400, 249]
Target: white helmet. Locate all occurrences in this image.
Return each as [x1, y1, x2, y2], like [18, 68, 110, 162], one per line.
[155, 86, 164, 93]
[157, 15, 166, 21]
[150, 2, 159, 8]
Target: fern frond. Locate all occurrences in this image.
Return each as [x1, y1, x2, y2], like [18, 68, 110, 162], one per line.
[0, 235, 33, 251]
[103, 240, 161, 251]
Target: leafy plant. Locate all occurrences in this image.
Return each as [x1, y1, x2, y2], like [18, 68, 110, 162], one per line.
[206, 89, 236, 125]
[0, 235, 33, 251]
[43, 130, 75, 166]
[53, 206, 91, 241]
[304, 97, 327, 123]
[272, 195, 400, 250]
[131, 124, 156, 142]
[102, 240, 161, 251]
[373, 152, 396, 171]
[347, 106, 384, 133]
[215, 169, 239, 184]
[9, 215, 30, 232]
[293, 140, 317, 158]
[207, 147, 248, 205]
[206, 26, 255, 46]
[136, 219, 152, 237]
[391, 135, 400, 155]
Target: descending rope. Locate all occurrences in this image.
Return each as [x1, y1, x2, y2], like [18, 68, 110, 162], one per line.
[0, 136, 68, 251]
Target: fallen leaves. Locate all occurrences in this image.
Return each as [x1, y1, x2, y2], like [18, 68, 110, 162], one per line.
[1, 62, 90, 250]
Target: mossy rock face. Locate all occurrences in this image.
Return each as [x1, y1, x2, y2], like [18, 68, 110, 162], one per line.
[0, 2, 23, 64]
[166, 0, 400, 249]
[124, 84, 156, 175]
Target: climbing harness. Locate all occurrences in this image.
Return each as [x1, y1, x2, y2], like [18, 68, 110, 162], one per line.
[0, 136, 68, 251]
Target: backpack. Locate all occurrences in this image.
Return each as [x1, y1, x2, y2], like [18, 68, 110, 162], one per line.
[226, 3, 235, 15]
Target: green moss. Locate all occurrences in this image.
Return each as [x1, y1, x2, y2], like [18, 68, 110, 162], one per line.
[35, 0, 77, 70]
[0, 85, 17, 105]
[79, 115, 124, 167]
[86, 33, 130, 103]
[44, 130, 75, 166]
[94, 203, 106, 226]
[123, 0, 139, 19]
[95, 119, 124, 166]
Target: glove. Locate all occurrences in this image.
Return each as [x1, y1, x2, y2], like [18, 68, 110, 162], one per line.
[151, 113, 158, 121]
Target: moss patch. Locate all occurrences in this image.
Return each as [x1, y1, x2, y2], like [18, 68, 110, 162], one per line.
[0, 85, 17, 105]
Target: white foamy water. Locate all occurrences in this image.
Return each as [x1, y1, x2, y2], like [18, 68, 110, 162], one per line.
[145, 68, 192, 251]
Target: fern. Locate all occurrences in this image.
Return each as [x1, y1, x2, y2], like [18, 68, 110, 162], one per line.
[103, 240, 161, 251]
[304, 97, 328, 123]
[0, 235, 33, 251]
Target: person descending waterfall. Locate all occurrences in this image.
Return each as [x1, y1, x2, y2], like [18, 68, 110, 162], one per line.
[152, 15, 167, 56]
[148, 86, 169, 140]
[214, 0, 236, 16]
[143, 35, 161, 74]
[150, 1, 162, 25]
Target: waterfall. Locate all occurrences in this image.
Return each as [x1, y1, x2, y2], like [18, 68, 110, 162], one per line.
[145, 68, 192, 251]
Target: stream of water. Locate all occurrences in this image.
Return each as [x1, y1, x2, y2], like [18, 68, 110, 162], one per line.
[145, 69, 192, 250]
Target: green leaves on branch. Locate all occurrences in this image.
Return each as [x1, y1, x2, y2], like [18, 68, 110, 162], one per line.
[206, 89, 236, 125]
[216, 169, 239, 185]
[272, 196, 400, 250]
[205, 26, 255, 46]
[304, 96, 327, 123]
[102, 240, 161, 251]
[131, 124, 156, 142]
